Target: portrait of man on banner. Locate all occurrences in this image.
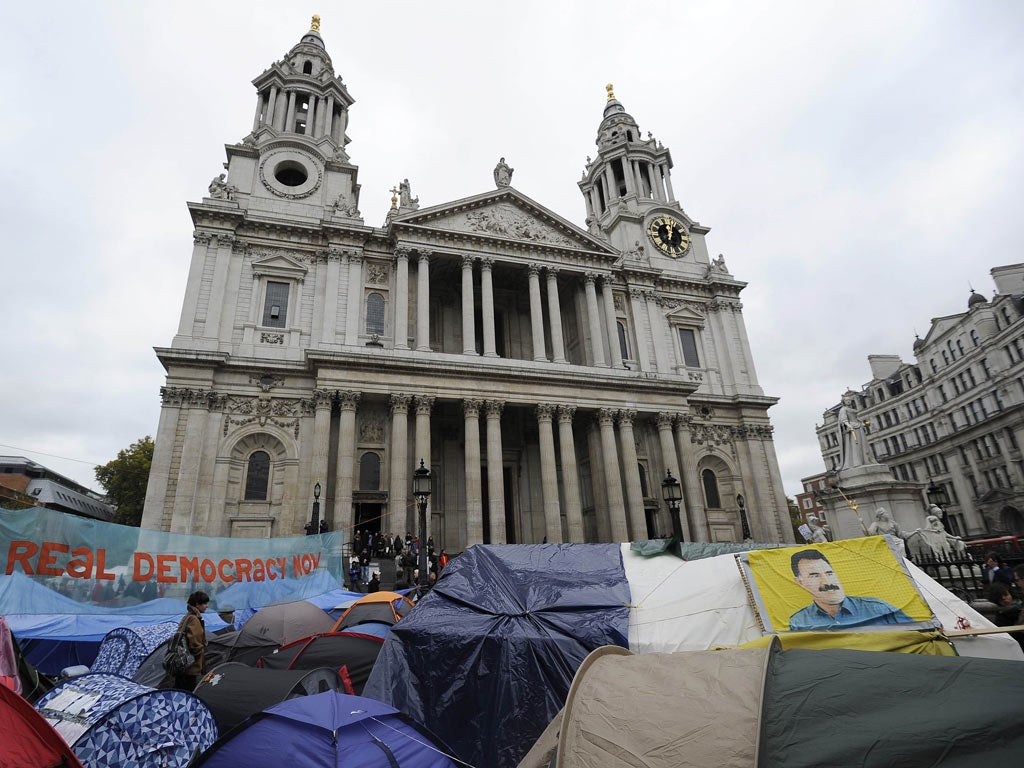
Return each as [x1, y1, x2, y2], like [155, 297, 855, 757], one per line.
[741, 536, 937, 634]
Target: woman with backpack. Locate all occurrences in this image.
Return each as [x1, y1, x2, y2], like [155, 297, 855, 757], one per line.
[175, 591, 209, 690]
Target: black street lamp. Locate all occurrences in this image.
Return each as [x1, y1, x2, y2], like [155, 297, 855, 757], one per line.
[737, 494, 751, 540]
[926, 481, 951, 530]
[413, 459, 432, 586]
[661, 470, 684, 550]
[306, 482, 321, 536]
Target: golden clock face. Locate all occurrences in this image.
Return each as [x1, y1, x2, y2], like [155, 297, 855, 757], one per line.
[647, 216, 691, 257]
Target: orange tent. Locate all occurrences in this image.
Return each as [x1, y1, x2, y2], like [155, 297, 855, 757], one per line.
[331, 591, 415, 631]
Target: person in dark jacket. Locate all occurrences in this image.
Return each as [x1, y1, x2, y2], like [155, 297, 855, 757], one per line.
[984, 553, 1016, 589]
[175, 591, 209, 690]
[367, 572, 380, 593]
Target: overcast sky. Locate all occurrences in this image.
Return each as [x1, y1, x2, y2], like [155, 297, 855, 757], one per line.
[2, 2, 1021, 501]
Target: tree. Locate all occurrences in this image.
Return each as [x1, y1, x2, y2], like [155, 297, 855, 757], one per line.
[95, 436, 154, 527]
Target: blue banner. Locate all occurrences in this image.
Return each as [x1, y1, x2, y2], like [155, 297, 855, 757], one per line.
[0, 507, 344, 614]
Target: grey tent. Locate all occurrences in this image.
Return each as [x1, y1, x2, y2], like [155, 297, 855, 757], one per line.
[520, 641, 1024, 768]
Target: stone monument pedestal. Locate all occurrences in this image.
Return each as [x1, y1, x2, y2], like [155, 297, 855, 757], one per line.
[816, 464, 927, 541]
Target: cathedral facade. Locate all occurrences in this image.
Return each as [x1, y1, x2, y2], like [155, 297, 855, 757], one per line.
[140, 19, 795, 550]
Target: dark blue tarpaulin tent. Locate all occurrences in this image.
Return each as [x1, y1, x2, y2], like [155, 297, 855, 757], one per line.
[364, 543, 631, 768]
[195, 691, 457, 767]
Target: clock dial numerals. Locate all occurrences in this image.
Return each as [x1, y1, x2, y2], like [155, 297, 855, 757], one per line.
[646, 216, 691, 257]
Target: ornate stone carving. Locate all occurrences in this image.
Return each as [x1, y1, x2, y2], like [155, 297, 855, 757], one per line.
[249, 374, 284, 391]
[192, 231, 213, 245]
[417, 249, 433, 262]
[536, 403, 556, 421]
[463, 399, 483, 417]
[598, 408, 617, 426]
[462, 254, 476, 270]
[221, 395, 303, 437]
[394, 246, 410, 261]
[260, 332, 285, 344]
[613, 293, 624, 311]
[208, 173, 237, 200]
[338, 391, 361, 410]
[557, 404, 576, 423]
[479, 256, 494, 271]
[656, 412, 675, 429]
[331, 189, 360, 218]
[485, 400, 504, 418]
[528, 263, 542, 278]
[617, 409, 637, 427]
[389, 393, 412, 412]
[313, 389, 334, 409]
[464, 204, 574, 246]
[359, 412, 386, 443]
[415, 395, 435, 415]
[367, 263, 389, 284]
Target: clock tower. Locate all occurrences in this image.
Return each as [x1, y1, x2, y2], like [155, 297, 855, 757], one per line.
[578, 85, 712, 282]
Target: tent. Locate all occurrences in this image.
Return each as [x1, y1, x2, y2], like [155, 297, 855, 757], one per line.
[519, 641, 1024, 767]
[257, 630, 385, 694]
[195, 690, 459, 767]
[35, 672, 217, 768]
[193, 662, 343, 736]
[90, 621, 178, 679]
[366, 542, 1022, 768]
[365, 544, 630, 768]
[330, 590, 416, 631]
[0, 683, 84, 768]
[238, 600, 334, 647]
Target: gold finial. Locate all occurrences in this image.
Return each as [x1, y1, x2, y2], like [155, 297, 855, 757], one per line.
[389, 186, 399, 209]
[606, 83, 615, 101]
[311, 15, 320, 32]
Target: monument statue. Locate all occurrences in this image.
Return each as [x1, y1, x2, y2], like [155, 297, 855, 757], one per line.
[805, 514, 830, 544]
[837, 396, 867, 470]
[208, 173, 237, 201]
[906, 511, 966, 559]
[398, 178, 419, 209]
[867, 507, 902, 538]
[493, 157, 513, 188]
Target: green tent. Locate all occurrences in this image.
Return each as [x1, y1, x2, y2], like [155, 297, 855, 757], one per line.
[520, 640, 1024, 767]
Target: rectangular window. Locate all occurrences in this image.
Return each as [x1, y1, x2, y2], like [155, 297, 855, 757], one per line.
[262, 281, 289, 328]
[678, 329, 700, 368]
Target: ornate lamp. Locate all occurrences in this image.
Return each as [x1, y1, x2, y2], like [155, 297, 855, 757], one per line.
[661, 470, 684, 547]
[413, 460, 432, 585]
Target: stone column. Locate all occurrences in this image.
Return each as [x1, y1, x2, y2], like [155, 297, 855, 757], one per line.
[617, 410, 647, 541]
[587, 420, 610, 542]
[140, 387, 186, 530]
[546, 268, 566, 363]
[646, 291, 669, 373]
[323, 95, 334, 139]
[528, 263, 547, 361]
[709, 301, 736, 390]
[305, 95, 317, 136]
[664, 165, 676, 201]
[599, 408, 629, 542]
[585, 273, 607, 367]
[310, 390, 334, 514]
[252, 91, 264, 133]
[485, 400, 506, 543]
[170, 390, 210, 533]
[388, 394, 411, 538]
[394, 248, 410, 349]
[601, 275, 623, 368]
[657, 410, 682, 497]
[464, 399, 484, 545]
[204, 234, 235, 340]
[462, 255, 477, 355]
[320, 247, 342, 344]
[265, 87, 278, 131]
[673, 414, 708, 542]
[557, 405, 585, 541]
[537, 404, 563, 542]
[416, 251, 431, 351]
[334, 391, 361, 537]
[177, 233, 212, 337]
[628, 288, 651, 371]
[604, 166, 617, 201]
[480, 257, 498, 357]
[648, 164, 662, 201]
[285, 91, 296, 132]
[413, 395, 434, 534]
[345, 252, 363, 345]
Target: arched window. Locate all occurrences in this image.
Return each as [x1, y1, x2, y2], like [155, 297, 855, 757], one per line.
[702, 468, 721, 509]
[617, 321, 630, 360]
[366, 293, 385, 335]
[244, 451, 271, 500]
[302, 61, 313, 75]
[359, 452, 381, 490]
[970, 330, 979, 347]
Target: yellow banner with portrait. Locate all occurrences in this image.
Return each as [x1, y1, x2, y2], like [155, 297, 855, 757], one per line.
[740, 536, 938, 634]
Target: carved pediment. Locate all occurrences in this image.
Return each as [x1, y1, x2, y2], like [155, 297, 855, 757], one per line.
[664, 303, 707, 325]
[251, 253, 308, 279]
[393, 189, 613, 254]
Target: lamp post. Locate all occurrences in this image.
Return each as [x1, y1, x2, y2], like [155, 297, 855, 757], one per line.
[737, 493, 751, 540]
[926, 481, 951, 531]
[306, 482, 321, 536]
[661, 470, 684, 550]
[413, 459, 432, 587]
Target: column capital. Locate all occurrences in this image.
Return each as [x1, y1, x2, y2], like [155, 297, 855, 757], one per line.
[313, 389, 335, 409]
[557, 404, 576, 423]
[464, 398, 483, 417]
[546, 265, 560, 278]
[629, 287, 644, 298]
[414, 394, 435, 415]
[338, 391, 361, 411]
[480, 256, 495, 270]
[656, 411, 675, 429]
[462, 254, 476, 269]
[599, 272, 615, 287]
[598, 407, 617, 425]
[674, 413, 694, 429]
[584, 271, 599, 285]
[536, 403, 556, 421]
[617, 409, 637, 427]
[417, 249, 433, 262]
[347, 251, 364, 266]
[485, 399, 504, 418]
[394, 246, 411, 260]
[192, 231, 213, 245]
[528, 262, 543, 278]
[389, 393, 412, 413]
